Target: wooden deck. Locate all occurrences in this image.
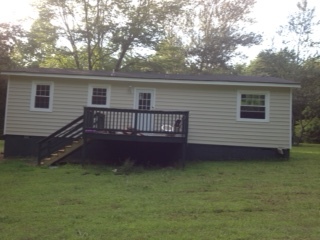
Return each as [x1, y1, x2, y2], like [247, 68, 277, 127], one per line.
[82, 107, 189, 166]
[38, 107, 189, 166]
[83, 107, 189, 143]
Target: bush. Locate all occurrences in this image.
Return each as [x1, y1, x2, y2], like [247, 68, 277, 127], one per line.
[295, 117, 320, 143]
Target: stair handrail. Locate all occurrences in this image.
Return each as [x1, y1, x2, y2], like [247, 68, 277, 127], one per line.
[37, 115, 84, 165]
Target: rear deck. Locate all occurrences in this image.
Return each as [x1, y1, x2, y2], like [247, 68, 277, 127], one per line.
[83, 107, 189, 142]
[38, 107, 189, 166]
[82, 107, 189, 166]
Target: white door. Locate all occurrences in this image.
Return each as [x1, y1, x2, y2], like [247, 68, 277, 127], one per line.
[134, 89, 155, 131]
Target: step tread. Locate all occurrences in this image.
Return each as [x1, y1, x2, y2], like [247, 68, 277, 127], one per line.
[41, 138, 84, 166]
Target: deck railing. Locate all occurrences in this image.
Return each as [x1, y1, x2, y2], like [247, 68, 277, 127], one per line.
[83, 107, 189, 138]
[37, 115, 84, 164]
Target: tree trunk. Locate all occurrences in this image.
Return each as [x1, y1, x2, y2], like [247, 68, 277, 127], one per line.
[114, 39, 133, 72]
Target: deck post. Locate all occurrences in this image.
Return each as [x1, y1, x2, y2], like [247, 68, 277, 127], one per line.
[134, 112, 138, 134]
[82, 135, 87, 166]
[180, 142, 187, 169]
[37, 141, 42, 165]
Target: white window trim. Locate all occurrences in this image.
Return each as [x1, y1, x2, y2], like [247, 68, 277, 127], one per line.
[87, 84, 111, 107]
[236, 90, 270, 122]
[30, 81, 54, 112]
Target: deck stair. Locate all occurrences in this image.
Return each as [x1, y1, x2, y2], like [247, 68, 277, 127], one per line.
[40, 138, 84, 166]
[38, 115, 84, 166]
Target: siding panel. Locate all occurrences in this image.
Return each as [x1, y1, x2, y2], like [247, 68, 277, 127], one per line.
[5, 77, 292, 148]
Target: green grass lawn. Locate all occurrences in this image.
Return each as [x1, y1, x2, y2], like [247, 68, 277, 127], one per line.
[0, 144, 319, 240]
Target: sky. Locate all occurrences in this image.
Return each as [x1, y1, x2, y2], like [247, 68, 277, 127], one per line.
[245, 0, 320, 61]
[0, 0, 320, 63]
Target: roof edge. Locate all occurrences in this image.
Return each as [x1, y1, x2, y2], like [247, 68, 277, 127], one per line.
[1, 70, 300, 88]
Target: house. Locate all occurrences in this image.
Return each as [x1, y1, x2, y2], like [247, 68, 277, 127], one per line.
[1, 68, 300, 165]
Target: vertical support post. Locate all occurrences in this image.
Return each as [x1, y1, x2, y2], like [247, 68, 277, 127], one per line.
[82, 135, 87, 166]
[184, 112, 189, 138]
[37, 142, 42, 165]
[134, 112, 138, 134]
[180, 111, 189, 169]
[180, 142, 187, 169]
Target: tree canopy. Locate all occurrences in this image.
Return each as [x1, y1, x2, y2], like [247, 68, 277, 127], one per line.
[186, 0, 261, 73]
[3, 0, 259, 72]
[246, 0, 320, 143]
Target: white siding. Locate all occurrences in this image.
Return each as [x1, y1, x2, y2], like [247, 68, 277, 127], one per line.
[154, 84, 291, 149]
[5, 76, 292, 148]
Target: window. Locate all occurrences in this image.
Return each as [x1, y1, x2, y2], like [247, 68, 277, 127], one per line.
[138, 92, 152, 110]
[92, 88, 107, 105]
[88, 84, 110, 107]
[30, 81, 54, 112]
[237, 91, 269, 122]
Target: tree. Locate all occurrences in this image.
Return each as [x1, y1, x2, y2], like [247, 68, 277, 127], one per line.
[247, 49, 320, 143]
[247, 1, 320, 144]
[145, 36, 187, 74]
[246, 49, 301, 80]
[29, 0, 117, 70]
[107, 0, 185, 71]
[278, 0, 320, 143]
[277, 0, 320, 62]
[22, 0, 262, 73]
[13, 16, 60, 68]
[186, 0, 262, 73]
[29, 0, 185, 71]
[0, 23, 24, 69]
[293, 58, 320, 143]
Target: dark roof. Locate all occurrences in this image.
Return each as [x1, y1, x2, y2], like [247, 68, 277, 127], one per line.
[2, 68, 298, 85]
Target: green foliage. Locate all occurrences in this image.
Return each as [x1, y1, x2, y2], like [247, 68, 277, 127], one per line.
[145, 37, 188, 74]
[0, 23, 23, 138]
[112, 0, 184, 71]
[27, 0, 118, 70]
[246, 1, 320, 144]
[295, 117, 320, 143]
[0, 145, 320, 239]
[25, 0, 185, 71]
[0, 23, 25, 69]
[13, 16, 59, 68]
[277, 0, 320, 61]
[8, 0, 261, 73]
[187, 0, 261, 73]
[246, 48, 301, 79]
[292, 58, 320, 143]
[247, 50, 320, 144]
